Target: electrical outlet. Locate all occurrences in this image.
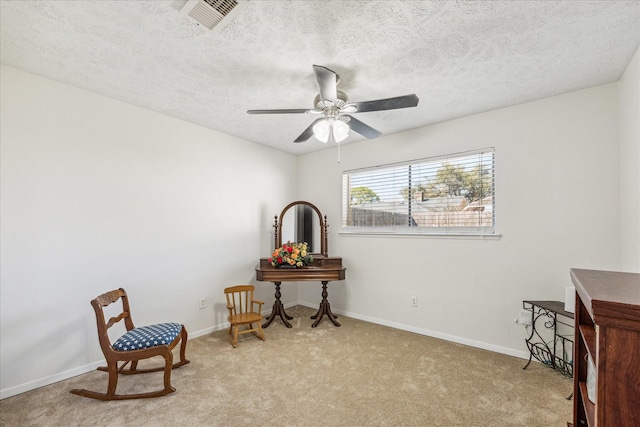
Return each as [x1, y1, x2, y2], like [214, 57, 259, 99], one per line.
[411, 296, 418, 307]
[199, 298, 206, 309]
[518, 309, 531, 326]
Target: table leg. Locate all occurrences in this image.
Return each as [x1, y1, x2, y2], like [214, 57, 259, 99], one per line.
[311, 281, 340, 327]
[262, 282, 293, 328]
[522, 353, 534, 370]
[522, 303, 535, 370]
[310, 305, 338, 320]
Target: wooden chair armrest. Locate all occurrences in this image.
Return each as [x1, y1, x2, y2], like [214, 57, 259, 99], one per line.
[252, 300, 264, 313]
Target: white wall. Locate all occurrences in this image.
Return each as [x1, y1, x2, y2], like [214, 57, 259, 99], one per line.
[0, 65, 298, 398]
[619, 47, 640, 273]
[298, 82, 623, 357]
[3, 51, 638, 398]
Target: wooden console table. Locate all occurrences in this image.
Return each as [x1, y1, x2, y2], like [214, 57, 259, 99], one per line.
[255, 256, 346, 328]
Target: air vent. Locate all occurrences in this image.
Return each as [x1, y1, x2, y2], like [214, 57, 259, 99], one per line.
[179, 0, 242, 31]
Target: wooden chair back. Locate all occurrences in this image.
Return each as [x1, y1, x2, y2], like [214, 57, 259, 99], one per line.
[225, 285, 255, 316]
[93, 289, 135, 352]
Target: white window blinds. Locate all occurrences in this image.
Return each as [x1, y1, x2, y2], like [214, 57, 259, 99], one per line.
[341, 148, 495, 235]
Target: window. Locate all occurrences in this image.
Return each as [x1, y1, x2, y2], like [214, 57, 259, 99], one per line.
[341, 148, 495, 236]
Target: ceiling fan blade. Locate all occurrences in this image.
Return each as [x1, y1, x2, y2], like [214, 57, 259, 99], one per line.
[346, 116, 382, 139]
[247, 108, 316, 114]
[347, 94, 419, 113]
[313, 65, 338, 103]
[294, 118, 325, 143]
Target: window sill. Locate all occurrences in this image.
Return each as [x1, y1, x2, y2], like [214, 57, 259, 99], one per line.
[339, 230, 502, 240]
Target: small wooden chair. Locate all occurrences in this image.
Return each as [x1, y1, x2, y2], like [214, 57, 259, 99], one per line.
[224, 285, 266, 348]
[70, 288, 190, 400]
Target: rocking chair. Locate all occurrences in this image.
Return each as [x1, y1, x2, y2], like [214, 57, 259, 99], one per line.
[70, 288, 190, 400]
[224, 285, 266, 347]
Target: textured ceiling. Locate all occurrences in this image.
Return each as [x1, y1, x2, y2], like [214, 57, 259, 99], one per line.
[1, 1, 639, 155]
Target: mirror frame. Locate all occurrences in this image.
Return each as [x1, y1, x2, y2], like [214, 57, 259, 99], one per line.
[273, 201, 328, 257]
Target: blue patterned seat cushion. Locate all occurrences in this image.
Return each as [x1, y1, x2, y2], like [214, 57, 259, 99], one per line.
[113, 322, 181, 352]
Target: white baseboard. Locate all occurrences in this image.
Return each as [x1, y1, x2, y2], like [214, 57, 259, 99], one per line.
[297, 300, 531, 360]
[1, 301, 528, 400]
[0, 361, 103, 400]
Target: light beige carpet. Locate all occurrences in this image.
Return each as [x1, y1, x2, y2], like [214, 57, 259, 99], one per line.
[0, 305, 572, 426]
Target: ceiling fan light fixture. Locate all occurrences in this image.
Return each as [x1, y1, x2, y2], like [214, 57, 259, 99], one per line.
[312, 119, 331, 143]
[332, 119, 350, 142]
[312, 118, 349, 143]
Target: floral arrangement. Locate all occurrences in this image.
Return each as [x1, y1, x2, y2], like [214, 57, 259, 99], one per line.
[268, 241, 313, 267]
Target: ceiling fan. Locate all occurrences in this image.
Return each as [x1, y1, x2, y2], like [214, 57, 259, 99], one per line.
[247, 65, 419, 144]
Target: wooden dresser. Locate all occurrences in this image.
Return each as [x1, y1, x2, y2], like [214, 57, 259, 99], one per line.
[570, 268, 640, 427]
